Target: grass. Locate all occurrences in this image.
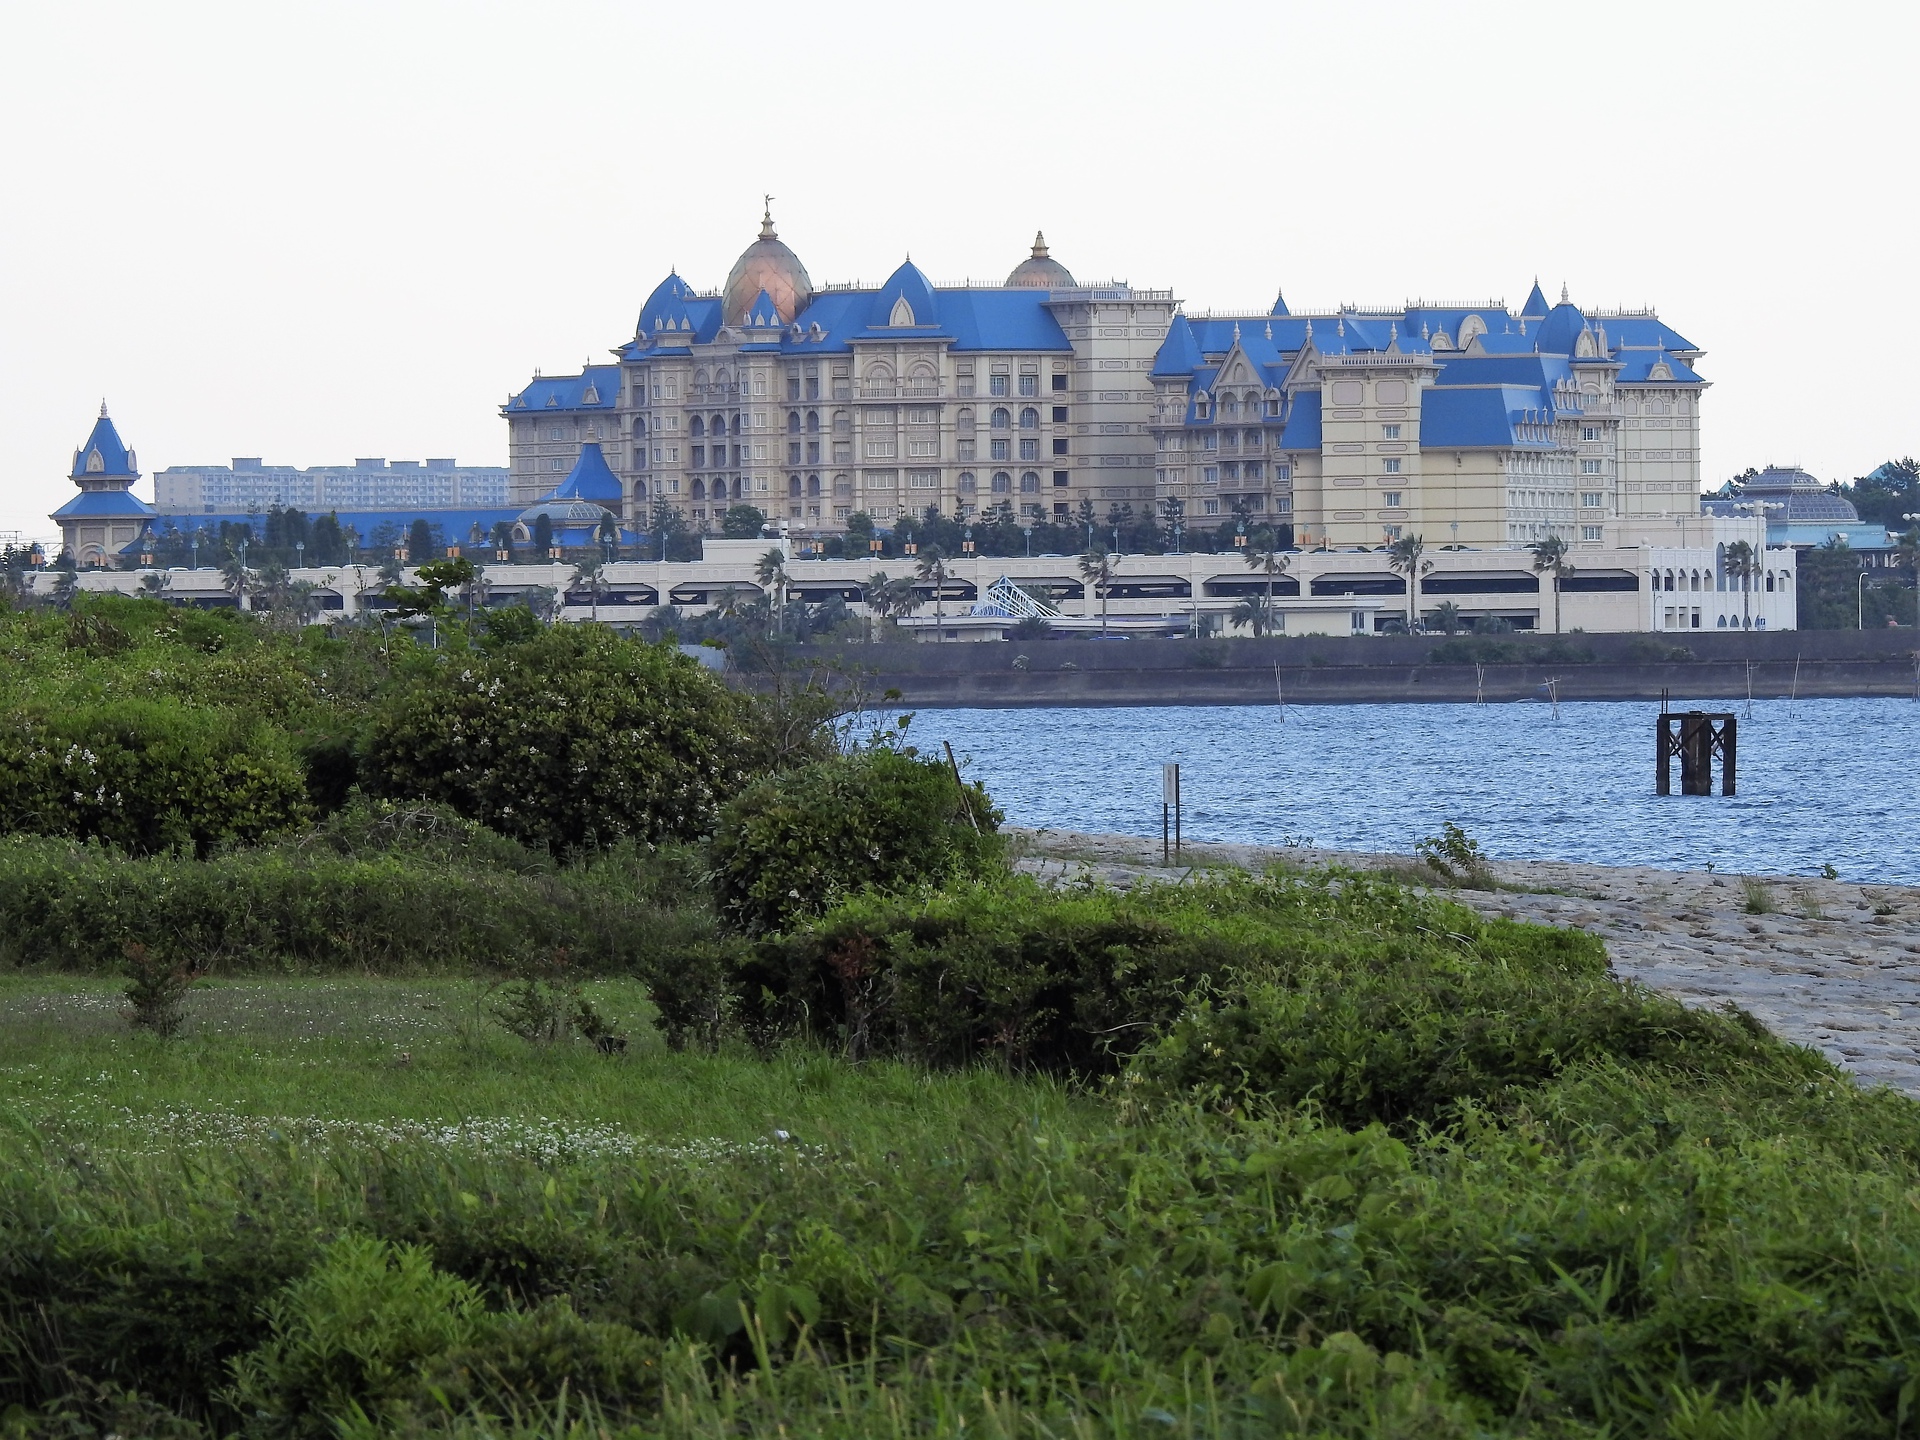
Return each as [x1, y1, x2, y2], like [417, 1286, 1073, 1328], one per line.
[10, 878, 1920, 1437]
[1742, 877, 1777, 914]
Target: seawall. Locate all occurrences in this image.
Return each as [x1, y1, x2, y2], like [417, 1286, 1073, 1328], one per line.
[773, 631, 1920, 707]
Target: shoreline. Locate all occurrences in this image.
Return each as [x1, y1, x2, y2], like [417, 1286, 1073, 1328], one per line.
[1011, 827, 1920, 1095]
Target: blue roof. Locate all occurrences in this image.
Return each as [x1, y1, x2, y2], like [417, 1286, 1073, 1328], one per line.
[871, 259, 939, 329]
[1279, 390, 1321, 451]
[1420, 386, 1565, 449]
[545, 441, 623, 505]
[1533, 301, 1592, 355]
[742, 288, 783, 329]
[1520, 281, 1550, 318]
[70, 410, 139, 479]
[152, 507, 523, 541]
[505, 365, 620, 414]
[51, 488, 155, 519]
[1153, 314, 1203, 377]
[927, 288, 1068, 351]
[636, 272, 699, 334]
[1613, 349, 1703, 384]
[1271, 291, 1290, 317]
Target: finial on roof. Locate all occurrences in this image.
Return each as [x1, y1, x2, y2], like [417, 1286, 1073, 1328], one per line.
[1337, 317, 1345, 336]
[1031, 231, 1048, 257]
[1518, 318, 1527, 334]
[1265, 321, 1272, 340]
[99, 399, 109, 418]
[760, 196, 777, 239]
[1232, 322, 1241, 342]
[1304, 319, 1313, 339]
[1560, 281, 1569, 303]
[1388, 322, 1398, 341]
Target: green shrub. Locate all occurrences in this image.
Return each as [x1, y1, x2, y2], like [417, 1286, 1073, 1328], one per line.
[411, 1300, 663, 1425]
[0, 828, 716, 975]
[709, 748, 1003, 936]
[363, 627, 764, 852]
[226, 1236, 484, 1438]
[0, 699, 310, 855]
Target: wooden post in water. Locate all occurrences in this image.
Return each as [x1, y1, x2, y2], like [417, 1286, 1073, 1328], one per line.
[1162, 762, 1182, 863]
[1657, 709, 1737, 797]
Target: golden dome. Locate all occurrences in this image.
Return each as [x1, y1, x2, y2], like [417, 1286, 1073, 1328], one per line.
[1005, 231, 1075, 288]
[723, 205, 813, 326]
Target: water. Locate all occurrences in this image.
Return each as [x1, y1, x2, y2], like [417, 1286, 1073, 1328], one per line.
[902, 697, 1920, 884]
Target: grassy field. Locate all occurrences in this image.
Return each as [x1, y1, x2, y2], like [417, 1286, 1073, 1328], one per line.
[9, 927, 1920, 1439]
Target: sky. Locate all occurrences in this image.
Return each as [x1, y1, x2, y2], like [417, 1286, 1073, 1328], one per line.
[2, 0, 1915, 544]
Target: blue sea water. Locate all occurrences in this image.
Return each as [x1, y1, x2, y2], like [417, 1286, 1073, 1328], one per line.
[900, 697, 1920, 884]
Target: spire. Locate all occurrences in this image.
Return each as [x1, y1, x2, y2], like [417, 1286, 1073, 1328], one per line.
[1560, 281, 1569, 304]
[1304, 318, 1313, 341]
[1031, 230, 1049, 257]
[1271, 289, 1290, 317]
[99, 398, 109, 418]
[1265, 321, 1272, 340]
[760, 195, 777, 239]
[1232, 321, 1241, 342]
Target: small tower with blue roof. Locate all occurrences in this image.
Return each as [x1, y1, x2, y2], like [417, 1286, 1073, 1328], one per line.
[52, 402, 155, 568]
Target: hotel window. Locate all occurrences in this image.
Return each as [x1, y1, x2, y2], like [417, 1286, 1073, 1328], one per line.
[864, 439, 896, 458]
[1383, 525, 1403, 540]
[1383, 458, 1402, 474]
[989, 374, 1010, 397]
[1203, 498, 1220, 515]
[1277, 463, 1291, 480]
[1223, 462, 1239, 480]
[1244, 430, 1262, 448]
[1383, 492, 1403, 509]
[1020, 472, 1040, 492]
[908, 439, 940, 457]
[1581, 492, 1603, 508]
[788, 442, 801, 464]
[991, 439, 1010, 461]
[1582, 426, 1600, 441]
[1018, 374, 1038, 396]
[957, 439, 976, 460]
[1019, 439, 1039, 460]
[548, 458, 566, 471]
[1203, 466, 1220, 485]
[1582, 459, 1602, 474]
[1204, 433, 1219, 451]
[1582, 525, 1603, 540]
[990, 408, 1010, 429]
[957, 372, 976, 396]
[1051, 374, 1068, 392]
[991, 471, 1011, 492]
[1053, 470, 1069, 487]
[1019, 407, 1039, 429]
[1053, 438, 1069, 455]
[958, 472, 977, 492]
[1275, 496, 1293, 514]
[1382, 424, 1401, 440]
[1245, 461, 1263, 479]
[1052, 406, 1068, 423]
[546, 427, 565, 441]
[787, 378, 801, 401]
[908, 470, 939, 489]
[906, 407, 938, 424]
[691, 445, 706, 467]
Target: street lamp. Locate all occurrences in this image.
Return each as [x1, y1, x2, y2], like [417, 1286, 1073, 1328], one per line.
[1859, 568, 1872, 630]
[961, 526, 975, 556]
[295, 540, 305, 569]
[1233, 518, 1248, 550]
[1022, 523, 1033, 558]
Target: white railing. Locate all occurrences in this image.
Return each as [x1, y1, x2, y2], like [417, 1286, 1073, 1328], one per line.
[982, 576, 1061, 619]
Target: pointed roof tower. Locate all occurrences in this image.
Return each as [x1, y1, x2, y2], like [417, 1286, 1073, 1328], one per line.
[1521, 278, 1550, 319]
[1270, 289, 1291, 317]
[874, 257, 939, 328]
[70, 401, 140, 481]
[53, 402, 154, 563]
[1151, 313, 1203, 377]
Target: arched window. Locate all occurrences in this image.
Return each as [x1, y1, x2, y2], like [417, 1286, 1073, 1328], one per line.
[1716, 615, 1727, 627]
[715, 368, 732, 388]
[788, 475, 801, 497]
[806, 410, 820, 433]
[634, 479, 647, 499]
[1019, 471, 1040, 493]
[632, 417, 647, 437]
[957, 407, 975, 431]
[690, 416, 705, 438]
[692, 479, 707, 500]
[1266, 391, 1282, 417]
[694, 368, 710, 387]
[991, 408, 1011, 430]
[1019, 407, 1039, 429]
[1195, 392, 1211, 419]
[806, 474, 821, 497]
[1765, 572, 1775, 591]
[710, 415, 727, 436]
[787, 412, 801, 434]
[864, 362, 894, 386]
[991, 471, 1011, 493]
[958, 472, 977, 493]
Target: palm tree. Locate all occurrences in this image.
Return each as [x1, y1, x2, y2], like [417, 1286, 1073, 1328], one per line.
[1723, 539, 1759, 629]
[1244, 542, 1289, 633]
[137, 572, 171, 599]
[1078, 546, 1117, 636]
[570, 559, 610, 621]
[1229, 593, 1276, 637]
[755, 548, 789, 638]
[862, 571, 896, 641]
[1529, 535, 1575, 634]
[1430, 600, 1464, 636]
[1385, 534, 1433, 632]
[915, 545, 951, 642]
[220, 553, 254, 612]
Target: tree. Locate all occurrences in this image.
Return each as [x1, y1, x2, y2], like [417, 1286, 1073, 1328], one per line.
[723, 505, 769, 539]
[407, 518, 435, 563]
[754, 547, 789, 637]
[1723, 539, 1759, 630]
[1529, 535, 1574, 634]
[137, 572, 171, 599]
[1430, 600, 1464, 636]
[1899, 527, 1920, 629]
[1244, 542, 1289, 632]
[1839, 458, 1920, 529]
[1229, 594, 1276, 637]
[1385, 534, 1433, 631]
[569, 558, 611, 622]
[915, 545, 951, 641]
[532, 513, 554, 556]
[220, 552, 254, 612]
[489, 522, 515, 562]
[1077, 546, 1117, 636]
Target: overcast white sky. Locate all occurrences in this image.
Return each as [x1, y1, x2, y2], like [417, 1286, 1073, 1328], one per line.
[2, 0, 1914, 543]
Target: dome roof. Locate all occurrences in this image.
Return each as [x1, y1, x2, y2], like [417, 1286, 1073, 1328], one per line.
[1005, 231, 1075, 288]
[723, 207, 812, 326]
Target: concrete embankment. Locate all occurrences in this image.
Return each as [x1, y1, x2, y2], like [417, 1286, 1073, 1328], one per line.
[780, 631, 1920, 707]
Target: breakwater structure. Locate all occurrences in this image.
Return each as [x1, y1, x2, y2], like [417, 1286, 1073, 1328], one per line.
[780, 629, 1920, 707]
